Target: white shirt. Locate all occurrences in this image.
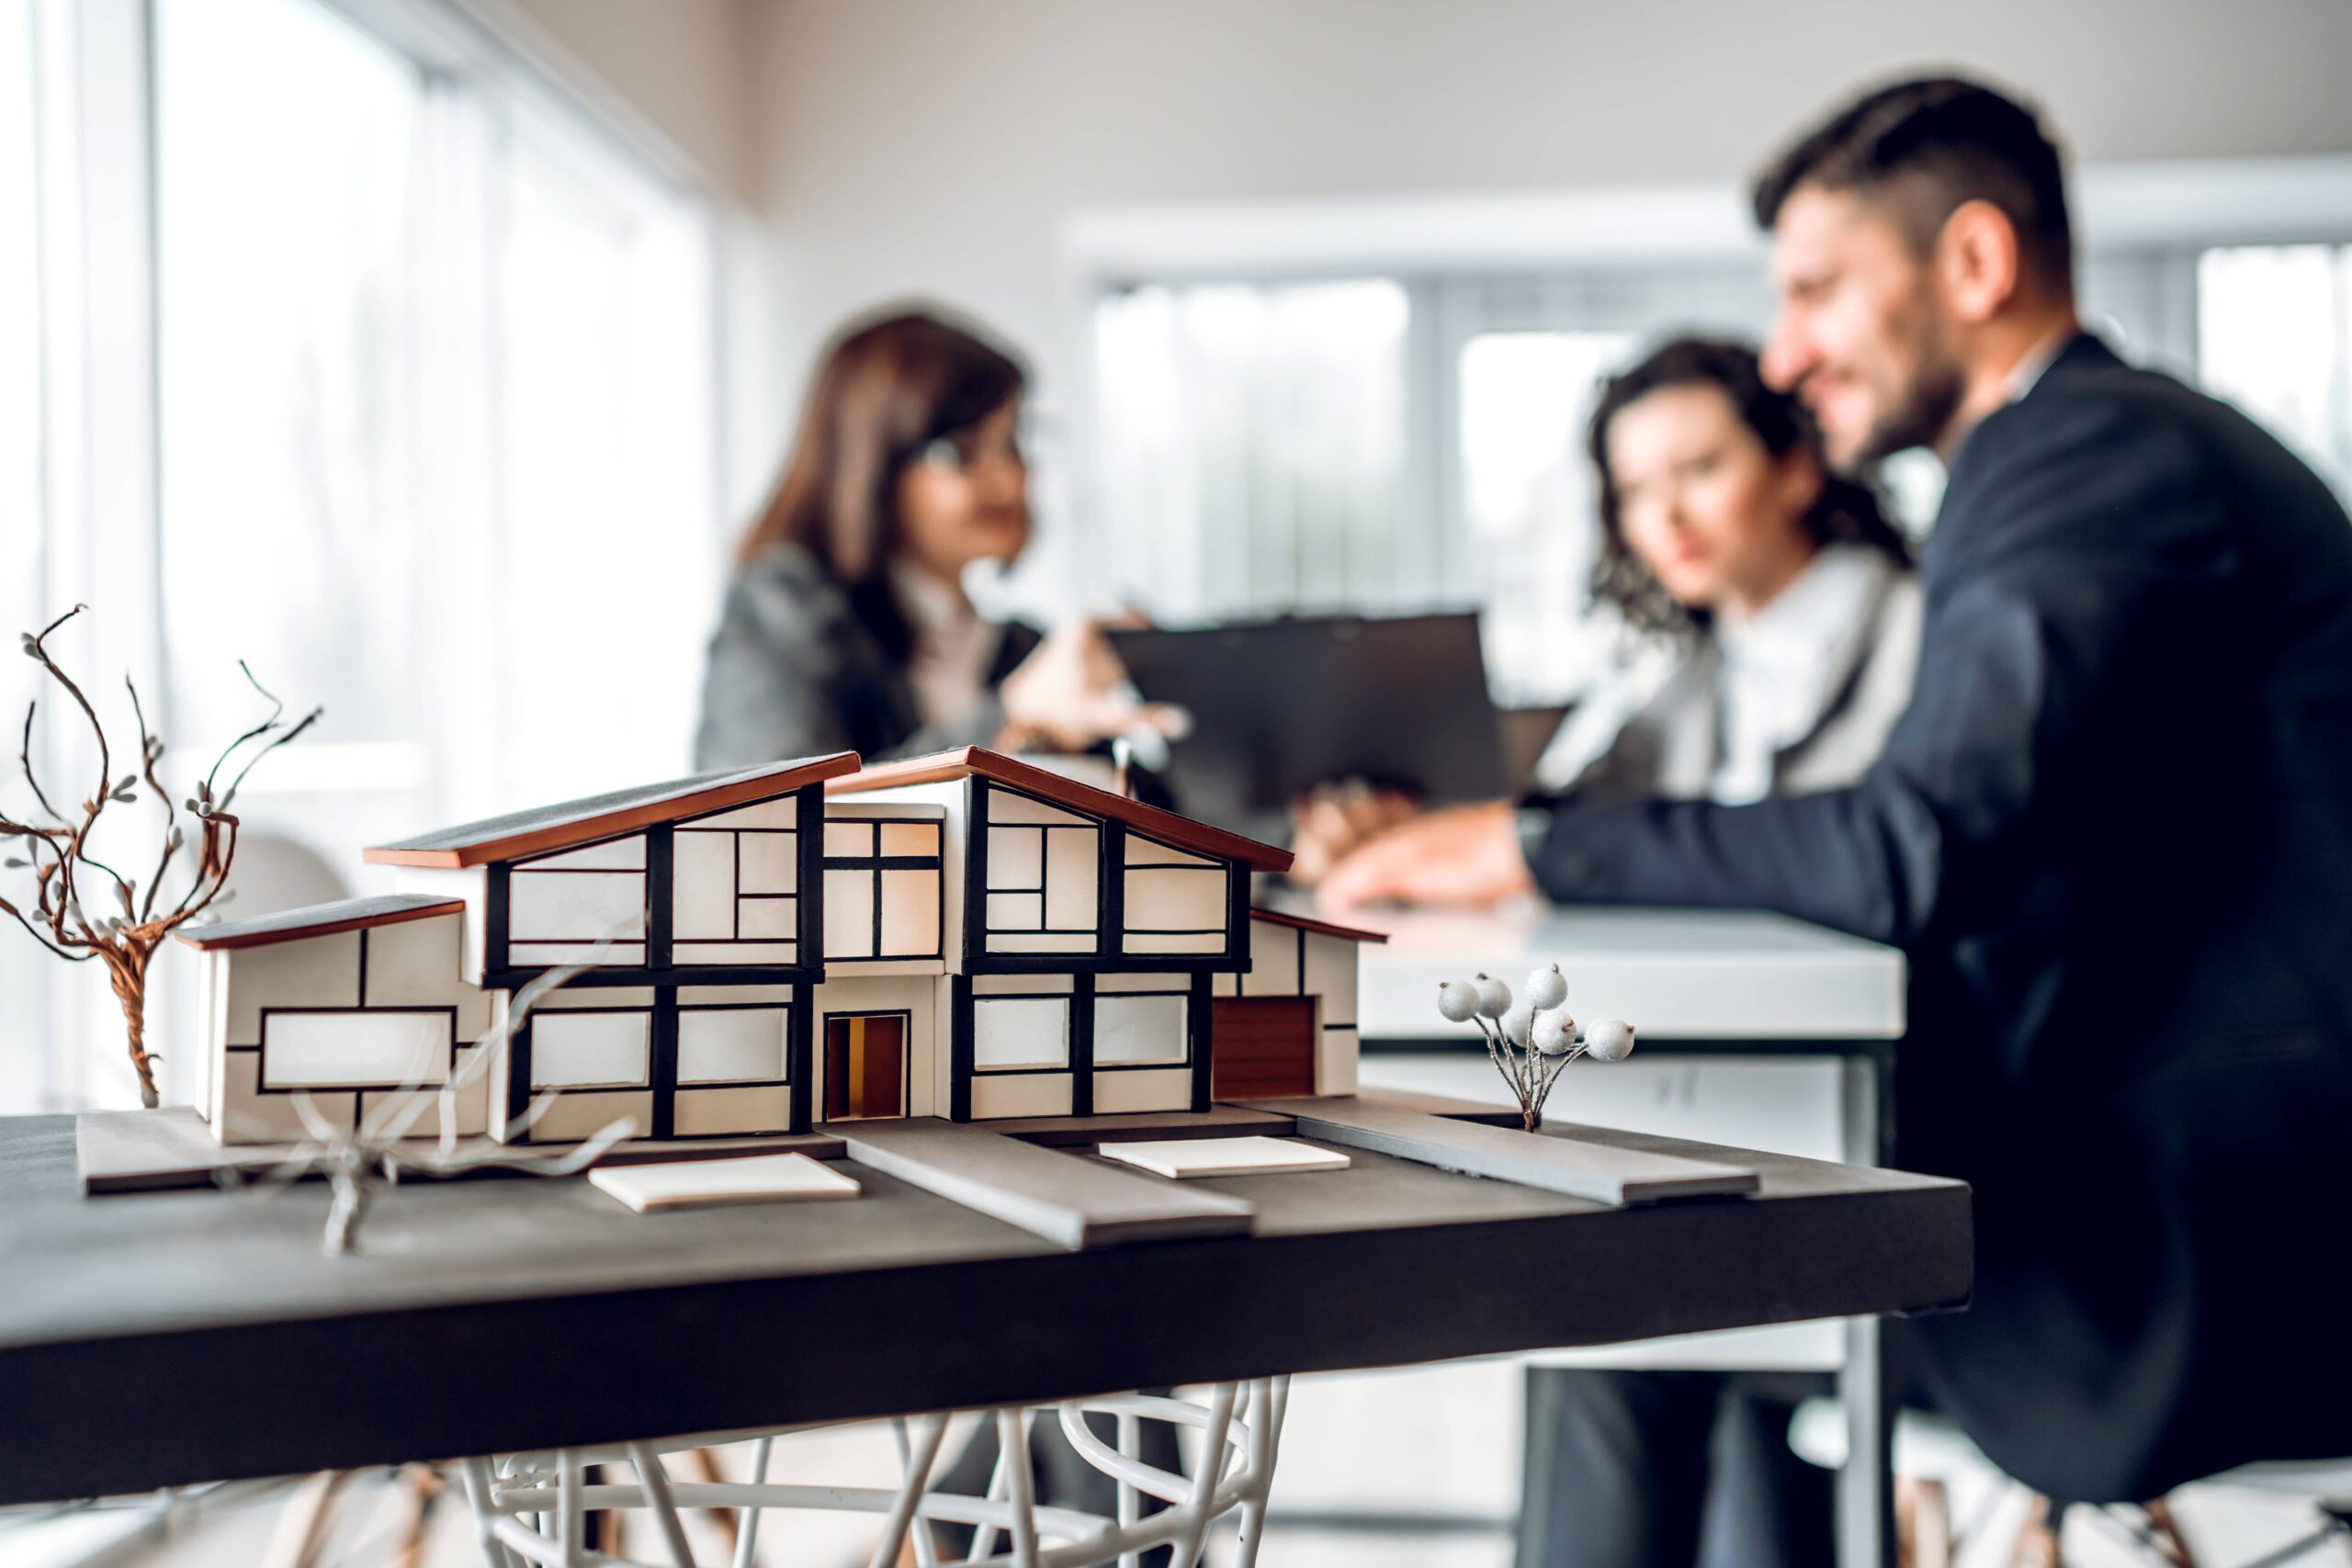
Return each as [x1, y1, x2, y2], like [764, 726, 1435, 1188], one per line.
[1706, 545, 1902, 805]
[890, 562, 996, 730]
[2004, 329, 2073, 405]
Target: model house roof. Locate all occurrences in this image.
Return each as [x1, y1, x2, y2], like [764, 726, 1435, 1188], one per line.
[1248, 906, 1389, 944]
[174, 893, 469, 951]
[363, 752, 861, 869]
[831, 747, 1294, 873]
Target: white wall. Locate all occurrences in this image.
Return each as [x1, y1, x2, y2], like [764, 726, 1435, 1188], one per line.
[737, 0, 2352, 538]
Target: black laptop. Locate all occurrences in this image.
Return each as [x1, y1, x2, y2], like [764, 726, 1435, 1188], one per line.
[1106, 611, 1507, 833]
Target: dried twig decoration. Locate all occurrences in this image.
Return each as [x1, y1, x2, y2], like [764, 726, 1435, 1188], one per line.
[1437, 964, 1635, 1133]
[0, 606, 319, 1107]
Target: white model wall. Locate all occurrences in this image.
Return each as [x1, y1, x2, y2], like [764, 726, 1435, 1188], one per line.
[209, 914, 494, 1145]
[1216, 919, 1363, 1095]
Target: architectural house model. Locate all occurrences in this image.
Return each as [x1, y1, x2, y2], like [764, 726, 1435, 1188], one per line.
[176, 749, 1381, 1147]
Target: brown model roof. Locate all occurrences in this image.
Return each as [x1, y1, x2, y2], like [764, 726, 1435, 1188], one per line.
[175, 894, 468, 952]
[831, 747, 1294, 873]
[364, 752, 861, 869]
[1248, 906, 1390, 944]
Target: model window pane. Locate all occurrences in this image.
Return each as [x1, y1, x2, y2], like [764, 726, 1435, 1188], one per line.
[529, 1010, 651, 1089]
[511, 941, 646, 966]
[508, 871, 645, 942]
[1043, 827, 1100, 931]
[823, 867, 876, 959]
[973, 997, 1070, 1070]
[1124, 866, 1227, 932]
[737, 832, 797, 894]
[673, 941, 795, 965]
[987, 892, 1042, 931]
[988, 931, 1098, 954]
[986, 789, 1088, 825]
[988, 826, 1043, 891]
[1095, 994, 1189, 1066]
[521, 837, 645, 871]
[823, 821, 874, 857]
[738, 896, 797, 940]
[881, 868, 942, 956]
[691, 796, 795, 830]
[1124, 931, 1227, 954]
[676, 1007, 788, 1083]
[264, 1010, 452, 1088]
[879, 821, 938, 857]
[1124, 835, 1214, 867]
[672, 830, 735, 940]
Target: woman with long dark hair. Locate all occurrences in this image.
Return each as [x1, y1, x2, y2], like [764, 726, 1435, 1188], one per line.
[696, 307, 1154, 770]
[1300, 335, 1922, 897]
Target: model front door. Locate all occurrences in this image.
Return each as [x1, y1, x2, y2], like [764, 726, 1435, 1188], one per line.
[823, 1012, 907, 1120]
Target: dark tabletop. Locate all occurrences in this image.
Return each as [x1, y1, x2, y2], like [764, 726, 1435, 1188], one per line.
[0, 1112, 1970, 1506]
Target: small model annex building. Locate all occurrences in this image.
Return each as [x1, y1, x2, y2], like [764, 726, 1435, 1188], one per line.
[177, 748, 1380, 1146]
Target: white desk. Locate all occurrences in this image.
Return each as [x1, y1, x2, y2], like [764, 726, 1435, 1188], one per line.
[1353, 901, 1905, 1043]
[1331, 899, 1911, 1568]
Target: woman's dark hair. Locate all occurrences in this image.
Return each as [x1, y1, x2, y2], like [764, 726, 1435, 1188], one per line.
[1586, 335, 1910, 635]
[737, 307, 1027, 659]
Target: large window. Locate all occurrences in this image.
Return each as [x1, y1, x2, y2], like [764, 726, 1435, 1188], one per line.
[0, 0, 725, 1113]
[0, 0, 45, 1114]
[150, 0, 719, 860]
[2198, 244, 2352, 498]
[1091, 240, 2352, 714]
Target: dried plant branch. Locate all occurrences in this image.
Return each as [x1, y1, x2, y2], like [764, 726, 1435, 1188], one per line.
[1, 607, 316, 1107]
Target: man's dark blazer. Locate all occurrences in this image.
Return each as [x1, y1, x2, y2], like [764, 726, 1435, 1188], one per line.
[1532, 334, 2352, 1502]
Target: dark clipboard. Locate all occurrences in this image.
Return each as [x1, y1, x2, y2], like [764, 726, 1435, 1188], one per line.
[1106, 612, 1507, 830]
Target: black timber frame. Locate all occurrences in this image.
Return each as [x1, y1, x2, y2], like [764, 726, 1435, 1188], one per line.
[944, 778, 1243, 1120]
[489, 781, 828, 1138]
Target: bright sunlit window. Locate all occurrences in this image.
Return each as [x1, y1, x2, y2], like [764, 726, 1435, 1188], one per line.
[1456, 330, 1638, 701]
[154, 0, 430, 784]
[1, 0, 722, 1112]
[152, 0, 718, 863]
[0, 0, 45, 1114]
[2199, 244, 2352, 498]
[1093, 279, 1412, 619]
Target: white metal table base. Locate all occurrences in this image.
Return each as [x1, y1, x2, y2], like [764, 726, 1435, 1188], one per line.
[456, 1378, 1291, 1568]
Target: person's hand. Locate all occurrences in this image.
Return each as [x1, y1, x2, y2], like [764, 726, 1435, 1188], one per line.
[996, 615, 1184, 753]
[1316, 799, 1536, 913]
[1287, 780, 1423, 886]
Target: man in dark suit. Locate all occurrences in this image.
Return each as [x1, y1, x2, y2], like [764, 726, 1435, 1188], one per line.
[1325, 75, 2352, 1510]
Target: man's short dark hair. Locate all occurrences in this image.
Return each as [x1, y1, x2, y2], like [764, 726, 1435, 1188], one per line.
[1752, 75, 2074, 293]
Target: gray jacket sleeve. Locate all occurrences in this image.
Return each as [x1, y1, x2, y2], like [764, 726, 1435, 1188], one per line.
[693, 556, 854, 771]
[693, 549, 1024, 771]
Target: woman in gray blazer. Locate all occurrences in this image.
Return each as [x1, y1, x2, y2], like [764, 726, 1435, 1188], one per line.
[695, 308, 1155, 771]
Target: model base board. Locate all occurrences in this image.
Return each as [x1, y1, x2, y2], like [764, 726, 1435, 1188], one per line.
[74, 1107, 846, 1196]
[837, 1119, 1256, 1250]
[588, 1151, 861, 1212]
[1238, 1098, 1760, 1205]
[1097, 1135, 1351, 1179]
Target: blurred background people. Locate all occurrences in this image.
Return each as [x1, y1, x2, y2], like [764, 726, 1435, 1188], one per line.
[695, 307, 1162, 772]
[1295, 336, 1920, 900]
[1292, 335, 1922, 1568]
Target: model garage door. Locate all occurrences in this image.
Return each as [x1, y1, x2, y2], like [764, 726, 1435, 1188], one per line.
[1209, 998, 1316, 1099]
